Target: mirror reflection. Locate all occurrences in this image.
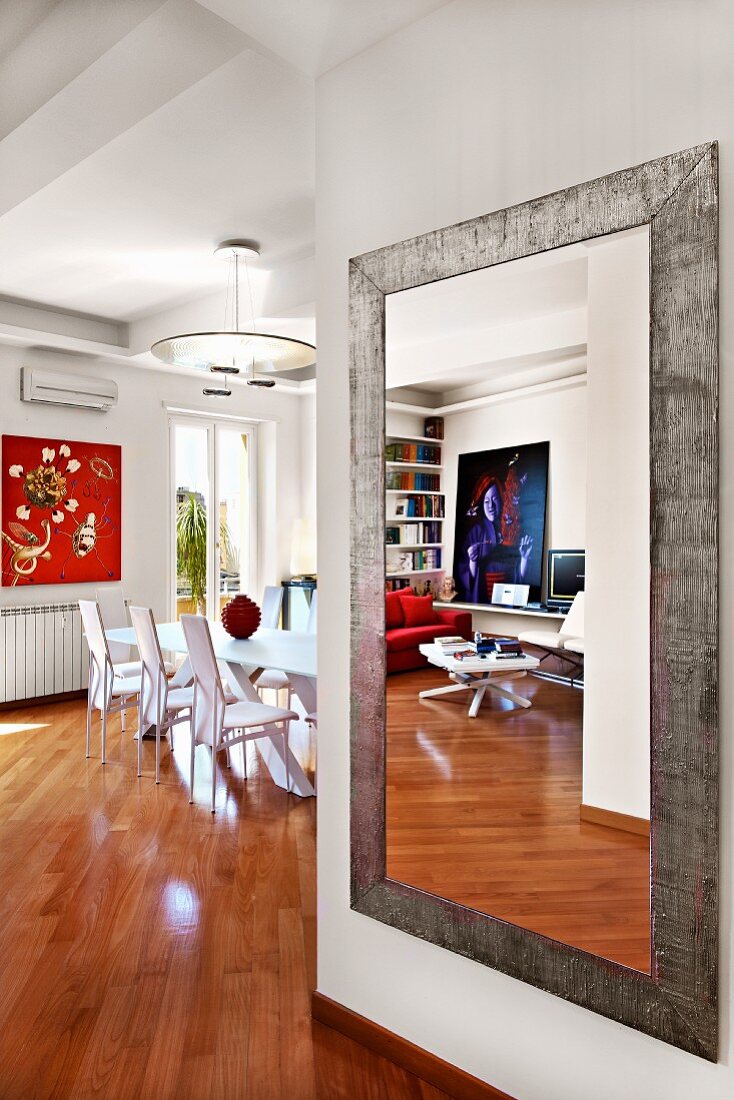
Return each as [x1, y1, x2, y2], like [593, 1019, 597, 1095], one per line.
[384, 227, 651, 972]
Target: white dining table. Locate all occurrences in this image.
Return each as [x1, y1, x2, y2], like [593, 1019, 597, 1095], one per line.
[106, 622, 317, 798]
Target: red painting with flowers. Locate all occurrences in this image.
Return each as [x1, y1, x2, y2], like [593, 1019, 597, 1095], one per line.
[1, 435, 121, 587]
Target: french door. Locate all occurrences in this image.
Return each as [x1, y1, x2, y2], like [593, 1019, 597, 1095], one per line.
[170, 415, 257, 620]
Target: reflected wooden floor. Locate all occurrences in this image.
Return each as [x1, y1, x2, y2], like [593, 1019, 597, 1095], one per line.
[386, 667, 651, 973]
[0, 700, 451, 1100]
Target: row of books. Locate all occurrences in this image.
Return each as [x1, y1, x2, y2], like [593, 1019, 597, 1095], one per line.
[386, 548, 442, 572]
[386, 470, 441, 492]
[385, 442, 441, 464]
[385, 521, 442, 545]
[393, 495, 444, 518]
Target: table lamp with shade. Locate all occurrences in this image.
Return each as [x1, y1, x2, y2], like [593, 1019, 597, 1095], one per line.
[290, 518, 317, 580]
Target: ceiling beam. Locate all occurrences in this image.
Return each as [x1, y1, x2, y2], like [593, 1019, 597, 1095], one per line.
[0, 0, 248, 218]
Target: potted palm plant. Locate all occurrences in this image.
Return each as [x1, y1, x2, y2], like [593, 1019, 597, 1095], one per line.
[176, 491, 208, 614]
[176, 492, 235, 615]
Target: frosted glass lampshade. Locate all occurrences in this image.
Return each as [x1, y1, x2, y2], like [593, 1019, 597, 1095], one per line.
[151, 331, 315, 374]
[290, 518, 317, 577]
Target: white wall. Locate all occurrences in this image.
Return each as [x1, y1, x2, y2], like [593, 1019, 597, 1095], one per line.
[299, 391, 317, 523]
[583, 228, 651, 820]
[315, 2, 733, 1098]
[0, 346, 308, 616]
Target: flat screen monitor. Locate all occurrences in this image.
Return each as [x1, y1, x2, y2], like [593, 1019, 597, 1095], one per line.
[547, 549, 585, 610]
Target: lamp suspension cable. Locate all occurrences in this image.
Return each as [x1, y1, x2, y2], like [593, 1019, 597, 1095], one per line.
[149, 238, 316, 396]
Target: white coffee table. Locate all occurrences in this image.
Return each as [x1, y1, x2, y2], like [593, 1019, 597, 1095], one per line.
[418, 643, 540, 718]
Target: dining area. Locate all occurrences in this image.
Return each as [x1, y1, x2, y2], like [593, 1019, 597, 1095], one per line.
[80, 585, 318, 811]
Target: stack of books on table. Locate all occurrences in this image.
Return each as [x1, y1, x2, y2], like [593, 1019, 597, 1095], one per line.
[473, 634, 525, 659]
[436, 635, 471, 655]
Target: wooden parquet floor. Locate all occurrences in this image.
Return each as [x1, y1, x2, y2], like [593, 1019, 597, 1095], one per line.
[386, 667, 651, 973]
[0, 700, 451, 1100]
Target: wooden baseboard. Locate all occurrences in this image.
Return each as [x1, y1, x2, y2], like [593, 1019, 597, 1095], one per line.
[580, 802, 650, 837]
[311, 991, 516, 1100]
[0, 689, 86, 712]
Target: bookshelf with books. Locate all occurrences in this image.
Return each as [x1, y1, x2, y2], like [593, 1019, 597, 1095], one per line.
[385, 429, 445, 592]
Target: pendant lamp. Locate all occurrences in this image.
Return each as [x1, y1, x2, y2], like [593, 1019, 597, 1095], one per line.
[151, 240, 315, 395]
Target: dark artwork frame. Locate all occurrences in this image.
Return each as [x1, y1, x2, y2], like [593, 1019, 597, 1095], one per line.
[349, 144, 718, 1059]
[452, 441, 549, 605]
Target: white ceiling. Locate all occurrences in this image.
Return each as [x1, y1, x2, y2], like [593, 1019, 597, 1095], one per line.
[387, 251, 588, 349]
[386, 245, 590, 402]
[195, 0, 451, 77]
[0, 0, 453, 365]
[0, 49, 314, 320]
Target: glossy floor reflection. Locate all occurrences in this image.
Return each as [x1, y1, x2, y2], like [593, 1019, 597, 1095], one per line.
[0, 699, 452, 1100]
[386, 665, 651, 973]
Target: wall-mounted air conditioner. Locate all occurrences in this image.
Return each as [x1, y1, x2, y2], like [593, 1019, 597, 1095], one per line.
[20, 367, 118, 411]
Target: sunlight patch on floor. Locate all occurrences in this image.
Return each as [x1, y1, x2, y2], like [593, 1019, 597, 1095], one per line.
[0, 722, 49, 737]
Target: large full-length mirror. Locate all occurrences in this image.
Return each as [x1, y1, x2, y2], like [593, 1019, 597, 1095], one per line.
[349, 144, 718, 1058]
[384, 226, 651, 971]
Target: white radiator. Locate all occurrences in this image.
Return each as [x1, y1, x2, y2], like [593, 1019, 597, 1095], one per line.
[0, 602, 89, 704]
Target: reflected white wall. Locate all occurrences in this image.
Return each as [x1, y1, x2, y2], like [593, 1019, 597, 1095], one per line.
[583, 227, 651, 820]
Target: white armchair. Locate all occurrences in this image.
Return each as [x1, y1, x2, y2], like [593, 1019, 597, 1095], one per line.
[518, 591, 585, 683]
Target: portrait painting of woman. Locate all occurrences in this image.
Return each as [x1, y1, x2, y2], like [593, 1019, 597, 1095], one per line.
[452, 442, 549, 605]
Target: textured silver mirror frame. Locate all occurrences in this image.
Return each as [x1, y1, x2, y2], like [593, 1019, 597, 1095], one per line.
[349, 143, 718, 1060]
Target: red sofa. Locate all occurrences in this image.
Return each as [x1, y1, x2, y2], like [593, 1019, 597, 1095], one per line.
[386, 590, 473, 674]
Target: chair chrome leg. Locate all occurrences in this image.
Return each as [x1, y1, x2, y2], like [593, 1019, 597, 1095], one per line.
[211, 747, 217, 813]
[155, 724, 161, 784]
[86, 697, 92, 759]
[137, 703, 143, 778]
[101, 707, 107, 765]
[283, 723, 290, 794]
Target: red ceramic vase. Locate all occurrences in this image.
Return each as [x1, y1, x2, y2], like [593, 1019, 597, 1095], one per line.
[221, 594, 261, 639]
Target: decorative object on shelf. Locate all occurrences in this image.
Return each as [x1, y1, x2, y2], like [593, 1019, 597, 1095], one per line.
[151, 240, 315, 395]
[290, 517, 317, 580]
[453, 441, 549, 607]
[424, 416, 444, 440]
[439, 575, 456, 602]
[1, 435, 121, 587]
[221, 593, 261, 639]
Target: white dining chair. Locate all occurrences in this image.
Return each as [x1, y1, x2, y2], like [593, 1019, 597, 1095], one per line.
[305, 711, 318, 793]
[181, 614, 299, 812]
[130, 606, 199, 784]
[255, 585, 290, 698]
[95, 586, 142, 678]
[79, 599, 141, 764]
[261, 585, 284, 630]
[97, 586, 176, 682]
